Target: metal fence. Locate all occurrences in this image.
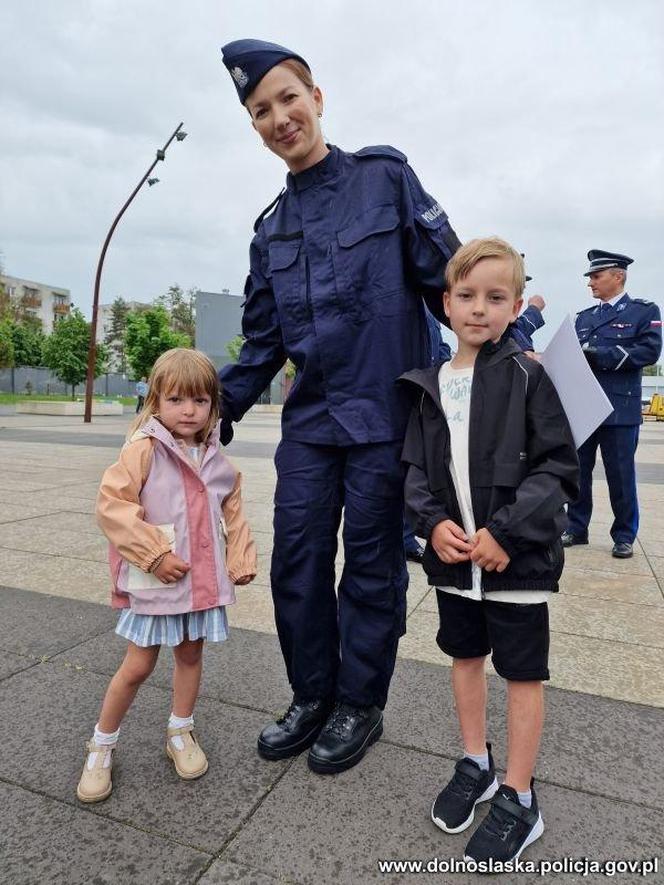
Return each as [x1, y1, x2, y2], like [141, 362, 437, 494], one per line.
[0, 366, 137, 397]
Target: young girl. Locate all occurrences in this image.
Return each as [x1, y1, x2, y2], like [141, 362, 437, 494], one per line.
[77, 348, 256, 803]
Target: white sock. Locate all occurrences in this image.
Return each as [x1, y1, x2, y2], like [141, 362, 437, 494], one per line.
[168, 713, 194, 751]
[517, 788, 532, 808]
[464, 749, 490, 771]
[88, 724, 119, 769]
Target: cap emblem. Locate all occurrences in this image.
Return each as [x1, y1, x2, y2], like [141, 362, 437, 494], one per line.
[230, 66, 249, 87]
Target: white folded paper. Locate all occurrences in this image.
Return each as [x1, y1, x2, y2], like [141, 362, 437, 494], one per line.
[540, 315, 613, 448]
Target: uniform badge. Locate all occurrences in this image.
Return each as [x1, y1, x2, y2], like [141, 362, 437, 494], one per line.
[421, 202, 445, 223]
[231, 66, 249, 87]
[617, 303, 626, 311]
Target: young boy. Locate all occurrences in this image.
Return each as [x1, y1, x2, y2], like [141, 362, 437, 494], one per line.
[400, 237, 579, 864]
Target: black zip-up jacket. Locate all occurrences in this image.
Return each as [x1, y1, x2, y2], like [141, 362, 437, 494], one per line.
[399, 335, 580, 593]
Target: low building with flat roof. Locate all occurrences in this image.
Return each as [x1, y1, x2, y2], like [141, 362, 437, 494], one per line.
[0, 273, 71, 334]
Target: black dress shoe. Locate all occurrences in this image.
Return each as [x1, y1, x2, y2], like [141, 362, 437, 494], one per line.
[308, 703, 383, 774]
[561, 531, 589, 548]
[257, 697, 331, 760]
[612, 542, 633, 559]
[405, 544, 425, 564]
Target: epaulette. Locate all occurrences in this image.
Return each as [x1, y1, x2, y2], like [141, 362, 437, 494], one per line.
[354, 145, 407, 163]
[632, 297, 655, 306]
[253, 188, 286, 233]
[576, 304, 595, 315]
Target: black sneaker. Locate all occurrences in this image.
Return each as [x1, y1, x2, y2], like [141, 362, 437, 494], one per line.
[464, 781, 544, 864]
[431, 744, 498, 834]
[307, 703, 383, 774]
[257, 696, 331, 760]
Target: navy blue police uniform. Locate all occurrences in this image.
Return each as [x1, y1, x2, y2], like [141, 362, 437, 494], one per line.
[566, 251, 662, 547]
[512, 303, 545, 352]
[219, 41, 461, 714]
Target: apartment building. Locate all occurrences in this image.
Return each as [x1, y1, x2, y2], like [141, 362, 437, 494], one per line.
[0, 274, 71, 334]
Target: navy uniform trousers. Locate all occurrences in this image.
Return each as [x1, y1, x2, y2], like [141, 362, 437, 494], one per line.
[272, 440, 407, 709]
[567, 425, 640, 544]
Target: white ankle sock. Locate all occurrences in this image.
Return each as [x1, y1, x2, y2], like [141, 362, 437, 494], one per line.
[517, 788, 532, 808]
[168, 713, 194, 751]
[465, 749, 490, 771]
[88, 724, 119, 769]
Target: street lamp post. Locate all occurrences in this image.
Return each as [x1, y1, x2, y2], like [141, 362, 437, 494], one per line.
[83, 121, 187, 423]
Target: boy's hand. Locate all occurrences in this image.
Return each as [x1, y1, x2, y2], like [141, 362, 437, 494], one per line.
[153, 552, 191, 584]
[523, 350, 542, 362]
[528, 294, 546, 311]
[431, 520, 473, 564]
[470, 528, 510, 572]
[234, 574, 255, 586]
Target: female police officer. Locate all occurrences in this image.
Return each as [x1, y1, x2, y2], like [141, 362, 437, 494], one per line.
[219, 39, 461, 774]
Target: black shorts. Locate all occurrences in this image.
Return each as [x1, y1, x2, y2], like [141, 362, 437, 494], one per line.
[435, 590, 550, 681]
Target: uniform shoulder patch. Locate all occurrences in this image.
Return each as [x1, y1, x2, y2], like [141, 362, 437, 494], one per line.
[354, 145, 407, 163]
[253, 188, 286, 233]
[632, 297, 654, 306]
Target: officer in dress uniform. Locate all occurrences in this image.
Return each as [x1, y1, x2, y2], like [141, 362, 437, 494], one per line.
[219, 39, 461, 773]
[562, 250, 662, 557]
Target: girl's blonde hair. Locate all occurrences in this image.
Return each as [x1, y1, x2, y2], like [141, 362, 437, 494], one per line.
[128, 348, 221, 442]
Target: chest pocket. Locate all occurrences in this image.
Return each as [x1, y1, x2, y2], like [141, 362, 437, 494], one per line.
[332, 205, 406, 320]
[268, 239, 309, 331]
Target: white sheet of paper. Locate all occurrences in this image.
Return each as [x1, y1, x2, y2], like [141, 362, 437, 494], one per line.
[540, 315, 613, 448]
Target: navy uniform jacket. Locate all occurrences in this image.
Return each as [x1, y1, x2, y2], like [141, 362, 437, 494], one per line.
[575, 294, 662, 426]
[511, 304, 544, 352]
[219, 145, 461, 444]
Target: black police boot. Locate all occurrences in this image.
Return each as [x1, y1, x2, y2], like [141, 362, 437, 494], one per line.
[257, 696, 332, 761]
[307, 702, 383, 774]
[612, 542, 633, 559]
[561, 531, 589, 548]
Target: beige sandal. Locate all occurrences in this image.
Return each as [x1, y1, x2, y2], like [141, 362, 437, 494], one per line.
[166, 724, 208, 780]
[76, 740, 114, 803]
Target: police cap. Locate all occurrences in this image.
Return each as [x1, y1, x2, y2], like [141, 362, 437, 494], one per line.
[221, 39, 310, 104]
[584, 249, 634, 277]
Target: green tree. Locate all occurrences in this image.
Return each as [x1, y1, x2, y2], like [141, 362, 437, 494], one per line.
[226, 334, 244, 362]
[125, 305, 190, 379]
[156, 284, 196, 342]
[42, 308, 107, 398]
[643, 364, 661, 376]
[9, 321, 45, 366]
[104, 296, 130, 372]
[0, 320, 15, 369]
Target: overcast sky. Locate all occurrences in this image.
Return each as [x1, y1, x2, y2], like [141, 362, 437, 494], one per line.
[1, 0, 662, 347]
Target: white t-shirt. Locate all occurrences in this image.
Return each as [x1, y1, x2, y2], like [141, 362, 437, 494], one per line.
[436, 361, 548, 604]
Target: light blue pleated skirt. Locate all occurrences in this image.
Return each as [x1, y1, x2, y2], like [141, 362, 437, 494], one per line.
[115, 606, 228, 647]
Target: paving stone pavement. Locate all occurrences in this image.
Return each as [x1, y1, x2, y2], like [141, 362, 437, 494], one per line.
[0, 410, 663, 884]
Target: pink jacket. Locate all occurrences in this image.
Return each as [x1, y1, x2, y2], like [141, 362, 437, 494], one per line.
[96, 418, 256, 616]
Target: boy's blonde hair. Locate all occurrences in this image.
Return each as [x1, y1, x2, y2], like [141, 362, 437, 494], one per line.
[445, 237, 526, 299]
[129, 348, 221, 442]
